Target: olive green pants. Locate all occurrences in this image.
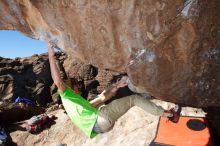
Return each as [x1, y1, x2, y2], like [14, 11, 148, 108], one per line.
[97, 94, 164, 132]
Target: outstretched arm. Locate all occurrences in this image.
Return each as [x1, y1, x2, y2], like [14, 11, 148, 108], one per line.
[89, 84, 118, 107]
[48, 43, 66, 92]
[90, 78, 128, 107]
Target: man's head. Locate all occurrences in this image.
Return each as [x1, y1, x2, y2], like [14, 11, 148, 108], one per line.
[65, 78, 83, 94]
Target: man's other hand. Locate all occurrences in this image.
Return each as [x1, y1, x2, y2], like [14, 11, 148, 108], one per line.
[48, 41, 56, 56]
[116, 76, 128, 88]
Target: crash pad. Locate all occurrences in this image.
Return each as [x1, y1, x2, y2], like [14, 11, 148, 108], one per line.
[150, 117, 212, 146]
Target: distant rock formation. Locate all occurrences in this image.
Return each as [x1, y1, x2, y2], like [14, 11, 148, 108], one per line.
[1, 0, 220, 106]
[0, 54, 54, 124]
[0, 54, 53, 106]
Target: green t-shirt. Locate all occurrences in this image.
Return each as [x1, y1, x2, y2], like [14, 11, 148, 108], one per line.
[59, 86, 98, 138]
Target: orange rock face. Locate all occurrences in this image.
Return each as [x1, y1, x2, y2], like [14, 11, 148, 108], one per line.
[1, 0, 220, 107]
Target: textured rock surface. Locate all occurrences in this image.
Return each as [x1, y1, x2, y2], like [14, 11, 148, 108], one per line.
[0, 54, 53, 106]
[0, 54, 54, 124]
[0, 0, 220, 106]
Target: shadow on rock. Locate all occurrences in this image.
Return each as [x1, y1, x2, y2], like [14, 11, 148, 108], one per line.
[203, 106, 220, 146]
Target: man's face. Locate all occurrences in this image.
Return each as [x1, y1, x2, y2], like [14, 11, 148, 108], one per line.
[65, 79, 82, 94]
[73, 84, 80, 94]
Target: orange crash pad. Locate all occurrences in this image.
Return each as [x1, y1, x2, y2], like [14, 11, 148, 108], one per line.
[150, 117, 212, 146]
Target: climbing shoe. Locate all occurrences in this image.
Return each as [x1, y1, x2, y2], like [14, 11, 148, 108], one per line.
[168, 104, 182, 123]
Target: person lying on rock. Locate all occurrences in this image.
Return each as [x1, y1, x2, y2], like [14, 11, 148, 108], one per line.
[48, 42, 180, 138]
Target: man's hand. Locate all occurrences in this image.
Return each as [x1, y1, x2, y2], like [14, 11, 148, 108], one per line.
[102, 76, 129, 102]
[48, 40, 57, 48]
[115, 76, 128, 88]
[48, 41, 57, 56]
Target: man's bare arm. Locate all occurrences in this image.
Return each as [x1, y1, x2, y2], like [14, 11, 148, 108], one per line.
[89, 84, 118, 107]
[89, 95, 103, 108]
[90, 78, 128, 107]
[48, 43, 66, 92]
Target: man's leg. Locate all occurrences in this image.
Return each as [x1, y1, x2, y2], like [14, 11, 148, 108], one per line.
[97, 94, 165, 132]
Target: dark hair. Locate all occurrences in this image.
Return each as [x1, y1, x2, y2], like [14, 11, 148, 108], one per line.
[70, 78, 78, 85]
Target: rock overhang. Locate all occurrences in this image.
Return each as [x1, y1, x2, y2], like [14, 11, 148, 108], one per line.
[1, 0, 220, 107]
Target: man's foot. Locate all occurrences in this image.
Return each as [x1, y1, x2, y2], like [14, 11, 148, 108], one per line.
[168, 104, 182, 123]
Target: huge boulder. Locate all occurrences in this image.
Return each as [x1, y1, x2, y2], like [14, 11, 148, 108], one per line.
[1, 0, 220, 107]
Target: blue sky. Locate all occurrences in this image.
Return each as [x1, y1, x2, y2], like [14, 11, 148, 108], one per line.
[0, 30, 47, 59]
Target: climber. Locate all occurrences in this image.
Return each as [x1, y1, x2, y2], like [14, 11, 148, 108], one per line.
[47, 42, 180, 138]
